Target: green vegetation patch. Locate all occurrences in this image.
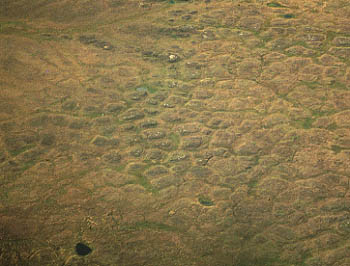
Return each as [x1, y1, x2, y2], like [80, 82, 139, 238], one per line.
[267, 2, 286, 8]
[282, 13, 295, 19]
[331, 145, 342, 154]
[292, 117, 314, 130]
[19, 160, 36, 172]
[301, 117, 314, 129]
[311, 109, 336, 117]
[326, 122, 338, 131]
[10, 144, 36, 157]
[134, 84, 158, 94]
[326, 31, 337, 41]
[330, 81, 348, 90]
[136, 174, 157, 193]
[169, 133, 180, 149]
[248, 179, 259, 189]
[127, 164, 158, 193]
[299, 81, 321, 89]
[198, 195, 214, 206]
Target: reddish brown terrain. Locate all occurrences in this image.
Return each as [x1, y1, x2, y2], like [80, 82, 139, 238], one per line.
[1, 0, 350, 265]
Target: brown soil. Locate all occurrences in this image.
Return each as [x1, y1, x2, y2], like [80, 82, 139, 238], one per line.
[1, 0, 350, 265]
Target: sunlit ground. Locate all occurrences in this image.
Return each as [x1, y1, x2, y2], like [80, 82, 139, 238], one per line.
[1, 0, 350, 265]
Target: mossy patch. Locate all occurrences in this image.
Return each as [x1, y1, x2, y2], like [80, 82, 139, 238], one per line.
[127, 164, 158, 193]
[311, 109, 336, 117]
[9, 144, 36, 157]
[169, 133, 181, 150]
[282, 13, 295, 19]
[326, 122, 338, 131]
[267, 2, 286, 8]
[136, 174, 158, 194]
[301, 117, 314, 129]
[299, 81, 321, 89]
[331, 145, 342, 154]
[248, 179, 259, 190]
[198, 195, 214, 206]
[19, 160, 37, 172]
[330, 81, 348, 90]
[293, 117, 314, 129]
[326, 31, 337, 42]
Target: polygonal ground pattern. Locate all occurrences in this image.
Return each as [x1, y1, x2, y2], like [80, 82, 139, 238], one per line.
[1, 0, 350, 265]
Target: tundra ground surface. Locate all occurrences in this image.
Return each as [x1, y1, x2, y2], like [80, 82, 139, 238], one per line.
[1, 0, 350, 265]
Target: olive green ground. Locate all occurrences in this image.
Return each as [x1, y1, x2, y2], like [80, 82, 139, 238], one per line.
[1, 0, 350, 265]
